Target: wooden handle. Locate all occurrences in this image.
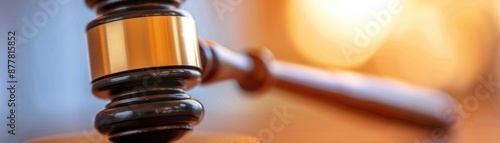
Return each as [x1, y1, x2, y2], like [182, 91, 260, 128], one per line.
[200, 40, 457, 128]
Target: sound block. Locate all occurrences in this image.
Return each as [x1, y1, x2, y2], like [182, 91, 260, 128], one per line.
[26, 131, 260, 143]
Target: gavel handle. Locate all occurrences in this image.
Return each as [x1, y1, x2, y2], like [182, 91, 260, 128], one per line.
[199, 40, 457, 128]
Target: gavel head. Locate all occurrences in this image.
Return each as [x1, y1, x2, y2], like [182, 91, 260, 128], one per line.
[84, 0, 204, 142]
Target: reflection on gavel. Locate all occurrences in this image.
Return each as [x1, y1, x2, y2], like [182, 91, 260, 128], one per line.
[84, 0, 456, 142]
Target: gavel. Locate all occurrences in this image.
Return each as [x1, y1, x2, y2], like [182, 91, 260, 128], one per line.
[84, 0, 457, 142]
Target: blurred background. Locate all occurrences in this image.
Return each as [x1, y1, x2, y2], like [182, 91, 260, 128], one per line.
[1, 0, 500, 142]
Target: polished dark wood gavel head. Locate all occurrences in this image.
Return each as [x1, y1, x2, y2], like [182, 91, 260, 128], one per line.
[85, 0, 207, 142]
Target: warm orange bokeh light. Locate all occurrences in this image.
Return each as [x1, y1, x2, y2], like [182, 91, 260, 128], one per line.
[287, 0, 403, 68]
[287, 0, 497, 90]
